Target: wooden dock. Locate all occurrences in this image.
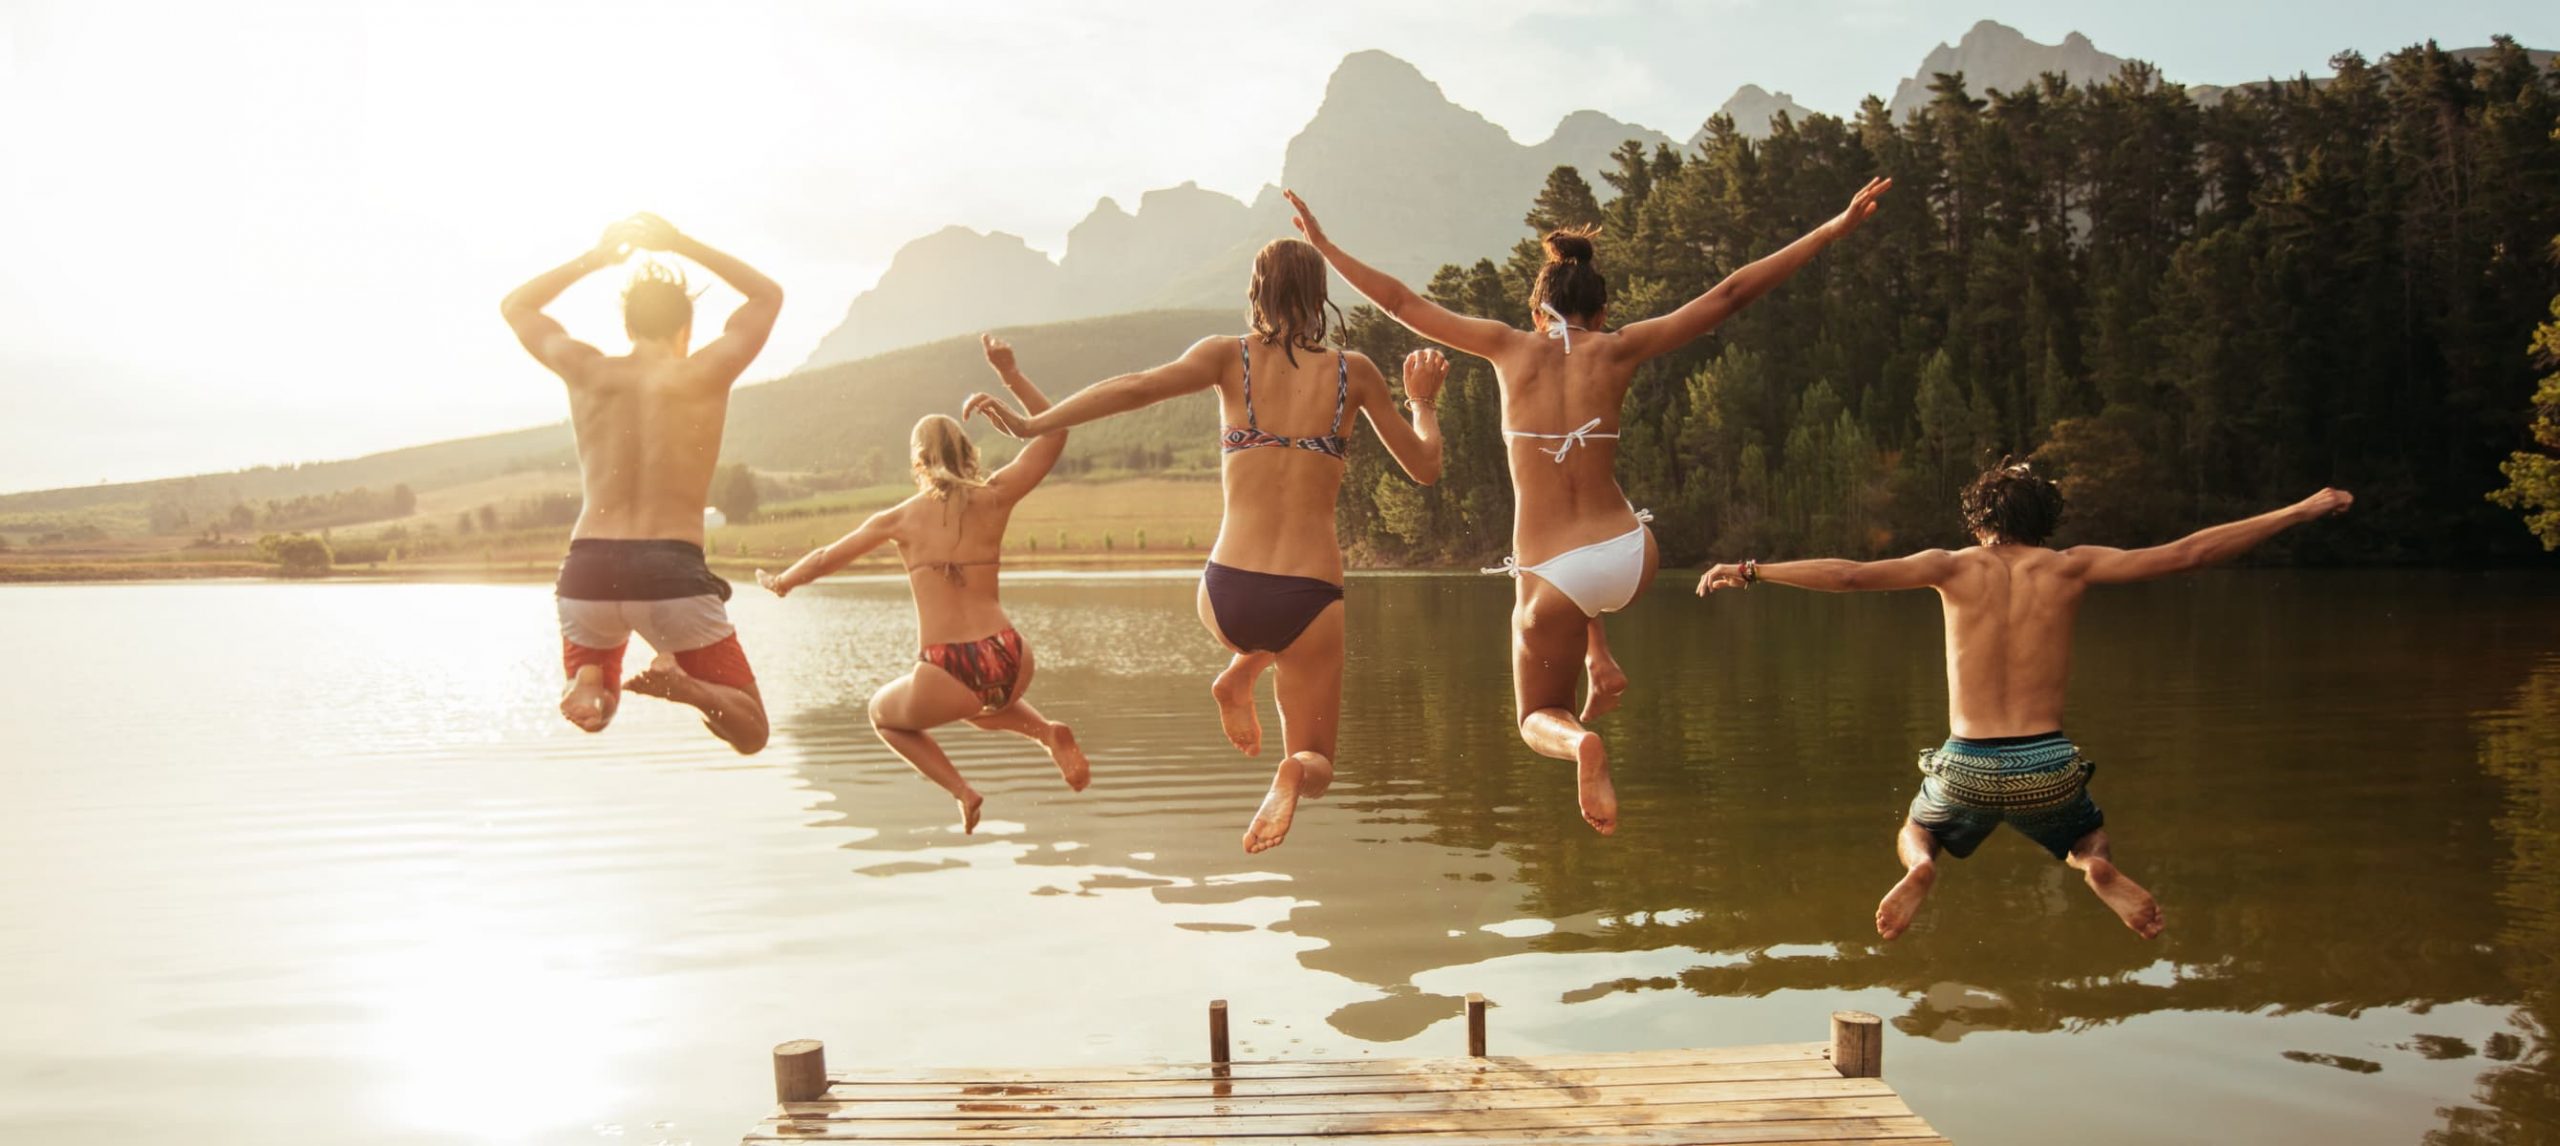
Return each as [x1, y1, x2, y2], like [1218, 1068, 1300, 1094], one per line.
[746, 999, 1946, 1144]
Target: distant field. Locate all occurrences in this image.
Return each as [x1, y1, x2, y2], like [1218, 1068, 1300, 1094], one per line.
[708, 476, 1225, 568]
[0, 476, 1229, 581]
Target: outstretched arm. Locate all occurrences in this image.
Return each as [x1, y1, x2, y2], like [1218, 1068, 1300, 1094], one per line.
[626, 213, 783, 383]
[500, 223, 634, 378]
[963, 335, 1227, 439]
[1617, 177, 1891, 363]
[979, 335, 1069, 498]
[1353, 349, 1446, 485]
[1699, 549, 1957, 596]
[758, 508, 899, 597]
[2070, 488, 2353, 584]
[1286, 191, 1517, 361]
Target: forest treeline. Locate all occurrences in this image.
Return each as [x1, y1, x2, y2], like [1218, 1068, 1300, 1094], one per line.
[1333, 41, 2560, 567]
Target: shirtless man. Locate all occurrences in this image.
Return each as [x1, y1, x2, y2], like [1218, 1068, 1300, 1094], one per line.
[500, 213, 782, 754]
[1700, 462, 2352, 940]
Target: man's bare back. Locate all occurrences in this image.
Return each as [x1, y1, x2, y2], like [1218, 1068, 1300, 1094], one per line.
[1703, 467, 2352, 941]
[500, 214, 782, 752]
[560, 350, 738, 544]
[1930, 545, 2088, 738]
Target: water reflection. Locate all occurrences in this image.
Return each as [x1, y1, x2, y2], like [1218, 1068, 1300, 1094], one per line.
[790, 573, 2544, 1036]
[2428, 653, 2560, 1142]
[0, 572, 2553, 1144]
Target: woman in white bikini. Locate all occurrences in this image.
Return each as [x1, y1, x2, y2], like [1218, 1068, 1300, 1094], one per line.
[1287, 177, 1891, 835]
[757, 335, 1090, 835]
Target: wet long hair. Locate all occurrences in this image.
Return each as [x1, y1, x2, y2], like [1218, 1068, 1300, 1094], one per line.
[1530, 227, 1608, 328]
[910, 414, 988, 500]
[1247, 238, 1342, 366]
[1960, 458, 2065, 545]
[623, 261, 697, 341]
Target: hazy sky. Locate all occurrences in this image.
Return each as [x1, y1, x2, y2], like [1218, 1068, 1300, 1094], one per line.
[2, 0, 2551, 493]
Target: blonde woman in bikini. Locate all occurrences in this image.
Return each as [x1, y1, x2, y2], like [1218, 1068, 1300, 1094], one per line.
[961, 239, 1447, 854]
[759, 335, 1090, 834]
[1287, 178, 1891, 834]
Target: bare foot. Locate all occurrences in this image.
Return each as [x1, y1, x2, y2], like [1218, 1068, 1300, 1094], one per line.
[1047, 722, 1090, 792]
[1875, 861, 1937, 940]
[560, 666, 617, 733]
[1243, 754, 1310, 854]
[1210, 662, 1264, 756]
[2083, 859, 2164, 939]
[958, 788, 984, 835]
[624, 652, 710, 708]
[1575, 733, 1617, 836]
[1580, 659, 1628, 723]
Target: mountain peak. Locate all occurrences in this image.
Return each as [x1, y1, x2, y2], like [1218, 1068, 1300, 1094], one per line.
[1540, 107, 1662, 154]
[1891, 22, 2126, 119]
[1324, 50, 1438, 102]
[1708, 84, 1815, 142]
[1961, 19, 2027, 45]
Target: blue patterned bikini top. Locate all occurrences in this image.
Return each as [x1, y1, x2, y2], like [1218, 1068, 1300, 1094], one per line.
[1221, 337, 1347, 460]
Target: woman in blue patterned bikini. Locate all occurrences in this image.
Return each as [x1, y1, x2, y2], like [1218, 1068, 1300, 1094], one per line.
[1287, 179, 1891, 835]
[963, 239, 1446, 853]
[760, 335, 1090, 835]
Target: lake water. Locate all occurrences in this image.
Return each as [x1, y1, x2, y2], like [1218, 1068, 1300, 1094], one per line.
[3, 571, 2556, 1145]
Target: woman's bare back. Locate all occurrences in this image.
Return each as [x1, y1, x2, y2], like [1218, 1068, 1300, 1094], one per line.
[893, 489, 1019, 645]
[1210, 338, 1356, 582]
[1489, 329, 1644, 562]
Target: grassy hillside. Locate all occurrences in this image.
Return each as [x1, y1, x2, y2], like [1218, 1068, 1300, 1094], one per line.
[707, 476, 1226, 569]
[0, 308, 1241, 548]
[724, 308, 1232, 475]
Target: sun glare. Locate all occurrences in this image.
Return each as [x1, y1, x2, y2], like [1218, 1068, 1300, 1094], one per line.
[360, 907, 633, 1143]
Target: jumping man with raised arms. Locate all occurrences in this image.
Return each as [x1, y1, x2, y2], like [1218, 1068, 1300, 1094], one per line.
[500, 213, 782, 753]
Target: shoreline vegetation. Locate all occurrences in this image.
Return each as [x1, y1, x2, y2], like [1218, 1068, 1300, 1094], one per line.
[0, 475, 1233, 584]
[0, 551, 1232, 585]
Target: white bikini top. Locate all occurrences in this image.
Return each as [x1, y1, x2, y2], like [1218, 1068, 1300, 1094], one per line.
[1539, 301, 1586, 354]
[1509, 301, 1616, 461]
[1506, 418, 1618, 463]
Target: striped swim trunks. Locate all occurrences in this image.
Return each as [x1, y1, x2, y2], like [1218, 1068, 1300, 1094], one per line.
[1906, 732, 2104, 860]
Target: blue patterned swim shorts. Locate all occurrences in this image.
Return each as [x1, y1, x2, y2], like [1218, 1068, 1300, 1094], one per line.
[1906, 732, 2104, 860]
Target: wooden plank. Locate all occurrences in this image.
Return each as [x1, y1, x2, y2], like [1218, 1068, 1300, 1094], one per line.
[778, 1076, 1900, 1121]
[799, 1057, 1855, 1103]
[747, 1115, 1946, 1143]
[817, 1045, 1829, 1087]
[748, 1097, 1922, 1139]
[754, 1138, 1946, 1146]
[753, 1137, 1944, 1146]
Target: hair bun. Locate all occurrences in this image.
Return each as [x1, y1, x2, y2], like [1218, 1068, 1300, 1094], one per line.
[1543, 229, 1596, 264]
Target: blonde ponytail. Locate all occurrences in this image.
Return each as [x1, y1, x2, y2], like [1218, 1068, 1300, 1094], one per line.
[910, 414, 988, 500]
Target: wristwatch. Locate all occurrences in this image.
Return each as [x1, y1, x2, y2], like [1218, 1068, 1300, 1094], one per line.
[1741, 559, 1759, 585]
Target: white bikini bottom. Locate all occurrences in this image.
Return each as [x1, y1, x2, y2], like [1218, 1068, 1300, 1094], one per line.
[1484, 510, 1654, 617]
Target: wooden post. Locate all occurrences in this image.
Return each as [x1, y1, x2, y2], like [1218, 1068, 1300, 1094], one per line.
[1466, 994, 1488, 1058]
[1830, 1011, 1882, 1078]
[1208, 999, 1231, 1064]
[773, 1039, 828, 1103]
